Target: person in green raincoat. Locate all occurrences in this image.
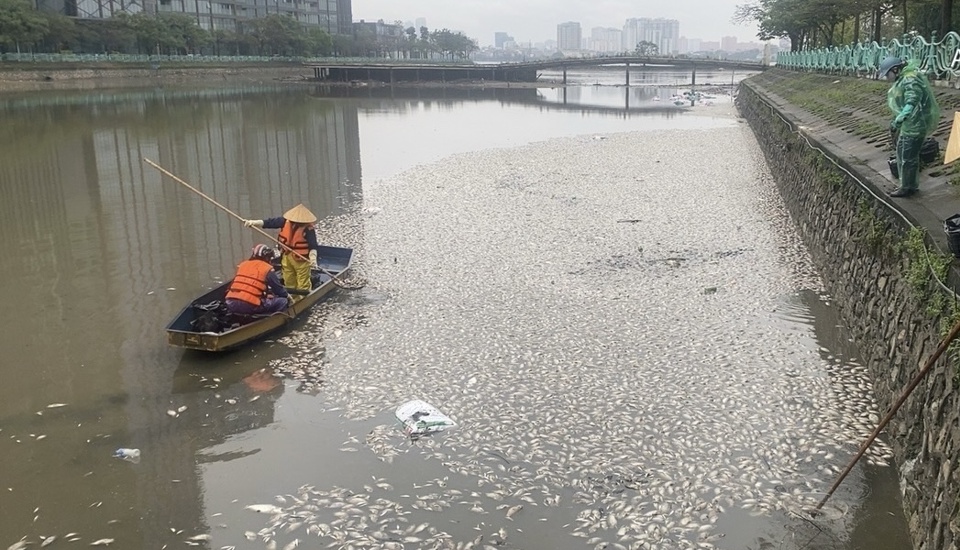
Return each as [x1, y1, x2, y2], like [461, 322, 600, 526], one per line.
[878, 56, 940, 197]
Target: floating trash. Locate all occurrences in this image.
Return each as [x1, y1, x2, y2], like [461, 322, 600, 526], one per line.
[113, 448, 140, 464]
[395, 399, 456, 437]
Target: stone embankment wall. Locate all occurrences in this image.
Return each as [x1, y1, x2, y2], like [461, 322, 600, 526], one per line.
[738, 75, 960, 550]
[0, 64, 310, 92]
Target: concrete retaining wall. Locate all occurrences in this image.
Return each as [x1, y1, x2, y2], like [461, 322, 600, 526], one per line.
[737, 80, 960, 550]
[0, 65, 309, 92]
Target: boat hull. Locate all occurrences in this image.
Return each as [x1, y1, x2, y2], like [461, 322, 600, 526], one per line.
[165, 245, 353, 352]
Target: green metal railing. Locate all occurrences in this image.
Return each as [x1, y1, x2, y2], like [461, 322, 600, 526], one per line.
[777, 32, 960, 78]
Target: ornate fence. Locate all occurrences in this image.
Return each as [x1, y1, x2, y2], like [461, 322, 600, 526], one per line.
[777, 32, 960, 80]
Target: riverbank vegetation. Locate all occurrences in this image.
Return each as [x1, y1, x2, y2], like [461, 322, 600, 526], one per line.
[0, 0, 477, 59]
[735, 0, 956, 50]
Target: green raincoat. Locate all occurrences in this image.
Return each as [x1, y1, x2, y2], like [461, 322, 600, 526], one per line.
[887, 60, 940, 137]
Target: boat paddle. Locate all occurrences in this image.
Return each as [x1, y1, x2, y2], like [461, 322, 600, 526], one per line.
[143, 158, 358, 290]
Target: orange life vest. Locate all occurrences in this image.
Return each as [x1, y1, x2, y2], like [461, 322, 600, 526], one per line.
[226, 259, 272, 306]
[278, 220, 310, 257]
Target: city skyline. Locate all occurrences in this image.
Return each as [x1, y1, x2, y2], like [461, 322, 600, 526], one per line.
[352, 0, 760, 47]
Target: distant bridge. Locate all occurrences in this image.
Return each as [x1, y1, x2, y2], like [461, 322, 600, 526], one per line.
[305, 56, 767, 85]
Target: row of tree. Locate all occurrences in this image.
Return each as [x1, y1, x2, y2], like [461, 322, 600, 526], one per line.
[361, 21, 477, 60]
[0, 0, 477, 59]
[735, 0, 955, 51]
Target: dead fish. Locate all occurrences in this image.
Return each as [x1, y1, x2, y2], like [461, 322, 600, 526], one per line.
[7, 539, 29, 550]
[41, 536, 57, 547]
[177, 406, 188, 413]
[505, 504, 523, 520]
[46, 403, 68, 409]
[187, 535, 212, 541]
[166, 410, 178, 418]
[281, 540, 300, 550]
[90, 539, 115, 546]
[245, 504, 283, 514]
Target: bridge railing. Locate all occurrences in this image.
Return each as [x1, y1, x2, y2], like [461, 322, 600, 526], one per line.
[776, 32, 960, 81]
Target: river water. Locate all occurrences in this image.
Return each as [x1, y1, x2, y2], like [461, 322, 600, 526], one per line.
[0, 70, 912, 550]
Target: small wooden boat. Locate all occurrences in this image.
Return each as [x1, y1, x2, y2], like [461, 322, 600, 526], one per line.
[165, 245, 353, 352]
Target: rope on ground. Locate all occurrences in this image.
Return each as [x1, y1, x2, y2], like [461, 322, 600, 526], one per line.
[744, 87, 959, 302]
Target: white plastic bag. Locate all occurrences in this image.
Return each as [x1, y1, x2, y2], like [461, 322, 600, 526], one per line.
[396, 400, 456, 437]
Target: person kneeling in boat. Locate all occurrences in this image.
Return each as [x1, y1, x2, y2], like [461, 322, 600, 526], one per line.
[225, 244, 291, 316]
[243, 203, 319, 295]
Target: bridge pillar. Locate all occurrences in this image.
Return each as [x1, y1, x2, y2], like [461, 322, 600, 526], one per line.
[691, 66, 697, 87]
[563, 68, 567, 86]
[626, 62, 630, 87]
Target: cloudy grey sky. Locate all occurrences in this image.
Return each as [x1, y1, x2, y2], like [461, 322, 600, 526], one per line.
[352, 0, 762, 47]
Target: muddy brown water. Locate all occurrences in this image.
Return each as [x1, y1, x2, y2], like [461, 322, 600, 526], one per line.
[0, 77, 912, 549]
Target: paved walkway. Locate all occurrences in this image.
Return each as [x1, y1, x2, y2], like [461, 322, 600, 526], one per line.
[745, 69, 960, 255]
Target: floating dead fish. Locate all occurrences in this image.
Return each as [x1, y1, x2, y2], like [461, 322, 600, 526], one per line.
[90, 539, 114, 546]
[46, 403, 67, 409]
[245, 504, 283, 514]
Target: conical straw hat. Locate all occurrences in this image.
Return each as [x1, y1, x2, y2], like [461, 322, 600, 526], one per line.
[283, 203, 317, 224]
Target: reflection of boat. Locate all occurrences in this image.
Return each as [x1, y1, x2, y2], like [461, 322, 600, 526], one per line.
[166, 245, 353, 352]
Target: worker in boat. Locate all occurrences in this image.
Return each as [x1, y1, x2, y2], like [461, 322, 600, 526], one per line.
[878, 55, 940, 198]
[243, 203, 320, 295]
[225, 244, 291, 315]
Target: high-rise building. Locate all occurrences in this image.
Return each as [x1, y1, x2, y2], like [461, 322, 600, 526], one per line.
[623, 18, 679, 54]
[557, 21, 582, 52]
[415, 17, 427, 30]
[721, 36, 738, 52]
[495, 32, 515, 49]
[589, 27, 622, 53]
[622, 19, 640, 52]
[36, 0, 352, 34]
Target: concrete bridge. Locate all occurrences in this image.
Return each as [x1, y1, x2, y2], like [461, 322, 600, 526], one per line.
[305, 56, 767, 85]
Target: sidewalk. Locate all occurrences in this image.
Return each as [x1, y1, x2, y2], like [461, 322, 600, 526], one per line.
[744, 69, 960, 254]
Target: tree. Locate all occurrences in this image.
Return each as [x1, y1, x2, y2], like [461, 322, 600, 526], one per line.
[635, 40, 659, 55]
[39, 12, 76, 53]
[0, 0, 49, 54]
[303, 27, 332, 56]
[162, 13, 210, 54]
[248, 14, 303, 55]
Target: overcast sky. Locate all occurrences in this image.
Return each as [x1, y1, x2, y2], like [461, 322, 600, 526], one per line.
[352, 0, 762, 47]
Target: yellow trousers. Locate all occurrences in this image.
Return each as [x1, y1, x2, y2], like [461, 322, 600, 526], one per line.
[281, 254, 312, 294]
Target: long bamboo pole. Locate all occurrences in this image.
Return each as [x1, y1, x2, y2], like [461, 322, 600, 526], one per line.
[143, 158, 347, 286]
[815, 316, 960, 510]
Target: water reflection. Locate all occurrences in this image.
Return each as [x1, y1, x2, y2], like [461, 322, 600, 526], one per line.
[0, 85, 361, 545]
[0, 82, 909, 549]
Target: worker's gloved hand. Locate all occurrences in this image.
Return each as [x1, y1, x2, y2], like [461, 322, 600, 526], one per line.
[308, 250, 319, 269]
[244, 219, 264, 228]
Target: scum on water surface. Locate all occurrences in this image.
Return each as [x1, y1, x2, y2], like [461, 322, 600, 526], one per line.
[0, 103, 874, 550]
[233, 107, 899, 549]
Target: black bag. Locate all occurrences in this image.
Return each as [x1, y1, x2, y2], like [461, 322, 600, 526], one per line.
[920, 137, 940, 165]
[191, 300, 228, 332]
[945, 214, 960, 259]
[888, 138, 940, 179]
